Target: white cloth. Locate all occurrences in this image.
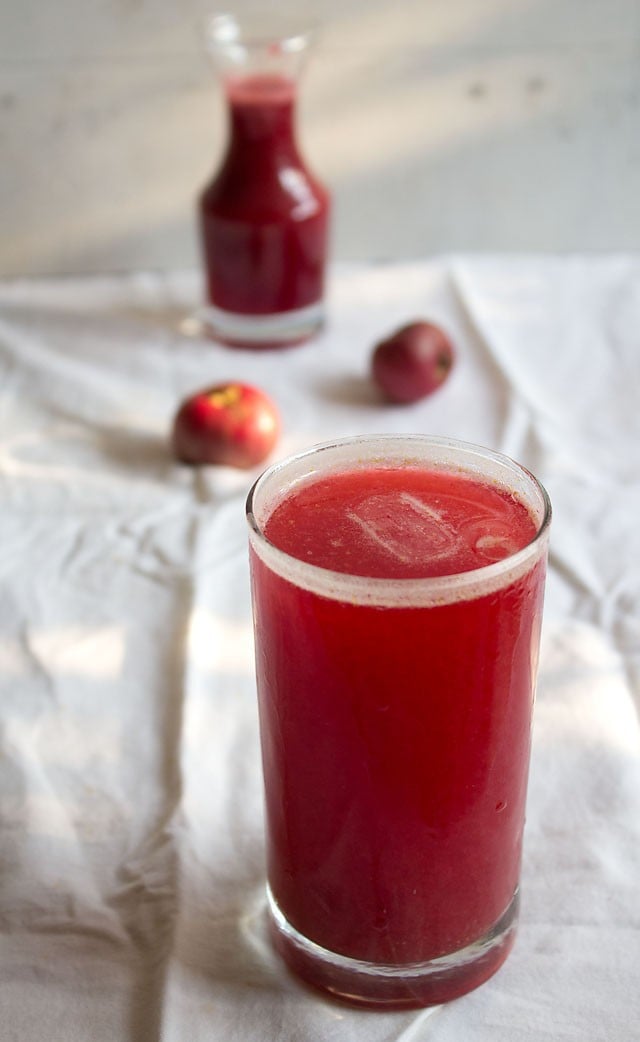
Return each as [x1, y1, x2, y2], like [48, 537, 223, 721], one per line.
[0, 258, 638, 1040]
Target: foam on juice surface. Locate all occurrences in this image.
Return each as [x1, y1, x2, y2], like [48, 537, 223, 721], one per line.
[264, 466, 537, 580]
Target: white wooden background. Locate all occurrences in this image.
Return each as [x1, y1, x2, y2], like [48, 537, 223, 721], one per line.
[1, 0, 639, 276]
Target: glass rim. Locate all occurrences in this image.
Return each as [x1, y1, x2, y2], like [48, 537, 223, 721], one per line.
[246, 434, 552, 608]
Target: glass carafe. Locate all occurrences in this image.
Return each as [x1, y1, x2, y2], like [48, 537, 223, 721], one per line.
[198, 13, 331, 348]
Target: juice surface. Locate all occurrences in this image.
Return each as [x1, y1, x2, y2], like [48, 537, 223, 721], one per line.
[251, 463, 546, 970]
[265, 465, 537, 578]
[200, 73, 329, 316]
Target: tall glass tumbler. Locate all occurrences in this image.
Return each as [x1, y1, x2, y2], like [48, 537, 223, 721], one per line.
[246, 435, 551, 1008]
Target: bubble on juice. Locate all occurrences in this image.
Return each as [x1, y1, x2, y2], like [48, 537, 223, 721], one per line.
[346, 491, 461, 564]
[474, 533, 519, 561]
[462, 516, 521, 563]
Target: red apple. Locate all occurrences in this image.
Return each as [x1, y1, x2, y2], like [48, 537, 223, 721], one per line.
[371, 320, 455, 404]
[172, 382, 280, 468]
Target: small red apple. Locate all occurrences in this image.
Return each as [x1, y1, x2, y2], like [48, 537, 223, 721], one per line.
[371, 320, 455, 404]
[172, 381, 280, 468]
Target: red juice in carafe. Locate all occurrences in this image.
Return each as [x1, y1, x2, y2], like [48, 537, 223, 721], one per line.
[199, 73, 330, 345]
[248, 457, 549, 1006]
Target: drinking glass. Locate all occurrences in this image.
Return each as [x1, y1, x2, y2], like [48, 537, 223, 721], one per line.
[246, 434, 551, 1008]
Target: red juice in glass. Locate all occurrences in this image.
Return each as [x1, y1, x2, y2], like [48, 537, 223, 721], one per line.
[246, 436, 551, 1008]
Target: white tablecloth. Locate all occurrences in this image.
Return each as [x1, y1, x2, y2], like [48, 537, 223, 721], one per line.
[1, 258, 639, 1041]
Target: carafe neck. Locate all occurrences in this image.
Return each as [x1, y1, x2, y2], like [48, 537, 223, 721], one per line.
[225, 74, 298, 151]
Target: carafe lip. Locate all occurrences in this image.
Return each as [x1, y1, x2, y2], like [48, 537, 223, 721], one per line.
[204, 12, 318, 54]
[204, 12, 319, 83]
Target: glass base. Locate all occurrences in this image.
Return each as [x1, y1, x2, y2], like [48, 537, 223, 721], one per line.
[267, 886, 519, 1009]
[186, 300, 325, 349]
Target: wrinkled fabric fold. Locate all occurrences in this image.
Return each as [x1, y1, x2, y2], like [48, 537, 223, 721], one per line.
[0, 259, 638, 1040]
